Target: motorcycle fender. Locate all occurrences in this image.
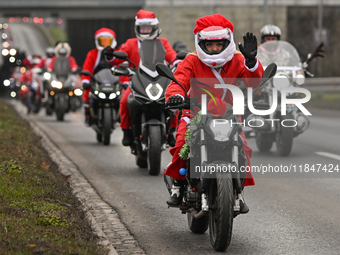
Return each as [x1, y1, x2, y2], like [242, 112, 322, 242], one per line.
[141, 119, 166, 145]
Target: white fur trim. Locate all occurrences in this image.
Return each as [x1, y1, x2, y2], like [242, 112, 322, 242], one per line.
[199, 28, 230, 40]
[195, 28, 236, 68]
[244, 58, 259, 72]
[136, 18, 158, 24]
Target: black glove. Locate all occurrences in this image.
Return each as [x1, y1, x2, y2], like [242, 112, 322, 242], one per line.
[103, 46, 114, 60]
[238, 32, 258, 68]
[166, 95, 184, 107]
[82, 82, 92, 90]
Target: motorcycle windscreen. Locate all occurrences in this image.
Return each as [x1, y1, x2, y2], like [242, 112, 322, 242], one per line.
[139, 39, 166, 73]
[94, 68, 119, 85]
[257, 41, 301, 67]
[53, 57, 71, 81]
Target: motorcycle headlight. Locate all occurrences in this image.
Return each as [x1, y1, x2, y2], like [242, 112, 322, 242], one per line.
[43, 72, 51, 80]
[109, 93, 116, 99]
[296, 73, 305, 85]
[51, 80, 63, 89]
[98, 92, 106, 99]
[3, 79, 10, 86]
[74, 88, 83, 96]
[116, 91, 121, 96]
[145, 83, 163, 100]
[10, 91, 16, 98]
[273, 73, 291, 90]
[208, 119, 232, 142]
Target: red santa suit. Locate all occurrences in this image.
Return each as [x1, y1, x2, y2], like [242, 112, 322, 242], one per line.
[164, 14, 264, 186]
[81, 28, 117, 102]
[47, 56, 78, 73]
[109, 9, 179, 130]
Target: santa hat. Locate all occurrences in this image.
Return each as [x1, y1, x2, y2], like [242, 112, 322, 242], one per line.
[135, 9, 158, 24]
[194, 14, 234, 35]
[94, 28, 117, 50]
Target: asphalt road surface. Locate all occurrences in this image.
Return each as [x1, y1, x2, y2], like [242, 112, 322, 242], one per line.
[14, 103, 340, 255]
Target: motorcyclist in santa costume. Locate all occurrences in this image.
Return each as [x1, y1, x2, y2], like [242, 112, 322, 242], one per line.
[164, 14, 264, 212]
[104, 9, 180, 147]
[81, 28, 118, 125]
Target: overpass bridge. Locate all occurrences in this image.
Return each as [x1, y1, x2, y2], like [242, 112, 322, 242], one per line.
[0, 0, 144, 65]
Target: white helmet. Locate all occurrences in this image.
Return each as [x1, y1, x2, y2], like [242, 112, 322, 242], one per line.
[260, 24, 281, 43]
[194, 14, 236, 68]
[134, 9, 161, 41]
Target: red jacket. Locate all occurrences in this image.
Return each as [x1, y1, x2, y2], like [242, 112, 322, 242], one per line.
[47, 56, 78, 72]
[165, 52, 264, 105]
[110, 38, 177, 68]
[81, 48, 101, 83]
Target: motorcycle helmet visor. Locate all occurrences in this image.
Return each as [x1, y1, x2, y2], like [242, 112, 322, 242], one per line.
[198, 39, 230, 55]
[136, 23, 158, 36]
[58, 47, 67, 56]
[97, 36, 114, 48]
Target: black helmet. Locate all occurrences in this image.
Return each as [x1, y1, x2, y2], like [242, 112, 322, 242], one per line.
[260, 24, 281, 43]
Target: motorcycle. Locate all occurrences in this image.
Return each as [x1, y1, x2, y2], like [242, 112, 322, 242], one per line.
[245, 41, 322, 156]
[81, 68, 122, 145]
[110, 39, 185, 175]
[48, 58, 80, 121]
[156, 62, 277, 251]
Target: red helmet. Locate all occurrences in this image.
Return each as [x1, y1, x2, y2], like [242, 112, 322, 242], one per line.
[94, 28, 117, 50]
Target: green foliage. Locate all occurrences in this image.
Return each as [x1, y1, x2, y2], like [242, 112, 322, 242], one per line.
[0, 100, 106, 254]
[179, 111, 202, 160]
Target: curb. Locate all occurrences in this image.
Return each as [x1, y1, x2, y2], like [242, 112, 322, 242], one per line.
[10, 100, 146, 255]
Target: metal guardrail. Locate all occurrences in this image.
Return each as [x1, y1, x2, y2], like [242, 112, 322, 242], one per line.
[303, 77, 340, 92]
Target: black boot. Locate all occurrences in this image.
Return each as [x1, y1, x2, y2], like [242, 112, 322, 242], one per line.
[122, 129, 133, 146]
[166, 184, 182, 207]
[166, 179, 185, 207]
[239, 193, 249, 214]
[167, 128, 176, 147]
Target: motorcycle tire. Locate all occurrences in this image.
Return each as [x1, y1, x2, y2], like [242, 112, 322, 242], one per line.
[255, 133, 273, 152]
[102, 108, 112, 145]
[147, 125, 162, 175]
[135, 156, 147, 168]
[187, 211, 209, 234]
[46, 104, 53, 116]
[56, 96, 65, 121]
[208, 172, 234, 252]
[276, 113, 294, 157]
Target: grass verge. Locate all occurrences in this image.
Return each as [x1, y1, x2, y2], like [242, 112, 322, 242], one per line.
[0, 99, 107, 254]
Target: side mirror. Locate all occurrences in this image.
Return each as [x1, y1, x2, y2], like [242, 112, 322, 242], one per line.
[176, 51, 187, 60]
[156, 63, 176, 81]
[112, 51, 128, 60]
[262, 63, 277, 80]
[252, 63, 277, 95]
[156, 62, 188, 98]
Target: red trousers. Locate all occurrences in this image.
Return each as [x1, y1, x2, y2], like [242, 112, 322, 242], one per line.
[120, 87, 178, 129]
[164, 116, 255, 186]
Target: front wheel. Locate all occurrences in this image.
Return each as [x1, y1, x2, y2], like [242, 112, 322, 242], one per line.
[208, 172, 234, 252]
[276, 113, 294, 156]
[102, 108, 112, 145]
[147, 125, 162, 175]
[56, 96, 66, 121]
[255, 133, 273, 152]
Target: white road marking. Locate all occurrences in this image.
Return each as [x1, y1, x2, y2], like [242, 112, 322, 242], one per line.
[315, 152, 340, 161]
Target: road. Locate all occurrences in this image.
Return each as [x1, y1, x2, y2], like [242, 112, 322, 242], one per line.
[9, 22, 49, 56]
[13, 103, 340, 255]
[9, 23, 340, 254]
